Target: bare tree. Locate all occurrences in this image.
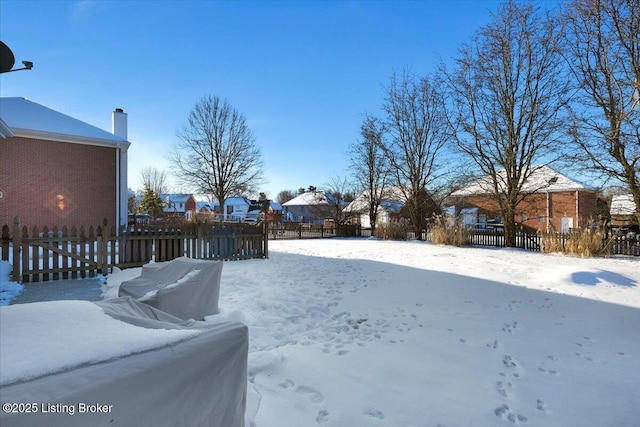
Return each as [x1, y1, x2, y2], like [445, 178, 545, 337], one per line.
[380, 71, 448, 238]
[443, 1, 572, 246]
[348, 116, 390, 234]
[562, 0, 640, 225]
[170, 95, 264, 220]
[276, 190, 295, 205]
[140, 167, 169, 196]
[319, 176, 353, 226]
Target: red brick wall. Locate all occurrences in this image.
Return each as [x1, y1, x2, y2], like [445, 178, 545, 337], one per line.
[1, 136, 117, 230]
[186, 196, 196, 213]
[459, 190, 597, 232]
[577, 190, 598, 226]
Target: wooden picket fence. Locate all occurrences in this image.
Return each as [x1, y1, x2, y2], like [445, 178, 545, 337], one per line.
[1, 218, 268, 283]
[467, 230, 542, 251]
[464, 229, 640, 256]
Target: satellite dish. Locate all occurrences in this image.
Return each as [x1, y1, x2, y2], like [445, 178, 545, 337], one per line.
[0, 41, 16, 73]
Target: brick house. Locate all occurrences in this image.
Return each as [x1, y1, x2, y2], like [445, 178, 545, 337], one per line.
[451, 165, 598, 233]
[0, 97, 130, 230]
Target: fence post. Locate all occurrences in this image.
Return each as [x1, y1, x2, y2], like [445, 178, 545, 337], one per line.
[1, 224, 9, 262]
[12, 216, 21, 282]
[97, 225, 108, 276]
[196, 222, 203, 259]
[263, 220, 269, 259]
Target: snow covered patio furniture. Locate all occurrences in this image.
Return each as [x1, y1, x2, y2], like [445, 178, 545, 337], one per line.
[118, 257, 223, 321]
[0, 298, 248, 427]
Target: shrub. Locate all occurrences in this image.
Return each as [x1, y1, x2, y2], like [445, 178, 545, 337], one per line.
[430, 216, 470, 246]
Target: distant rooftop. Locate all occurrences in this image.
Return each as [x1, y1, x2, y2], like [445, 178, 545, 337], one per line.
[610, 194, 637, 216]
[453, 165, 595, 196]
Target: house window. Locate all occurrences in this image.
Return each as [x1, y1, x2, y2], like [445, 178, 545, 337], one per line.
[538, 215, 544, 224]
[227, 206, 233, 215]
[520, 214, 528, 222]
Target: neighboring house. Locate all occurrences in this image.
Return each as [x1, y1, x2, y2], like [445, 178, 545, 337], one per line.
[610, 194, 637, 228]
[196, 201, 215, 213]
[344, 188, 406, 228]
[161, 194, 197, 220]
[194, 197, 283, 223]
[212, 197, 252, 222]
[264, 201, 283, 223]
[451, 165, 598, 233]
[0, 97, 130, 229]
[282, 191, 345, 225]
[244, 199, 283, 223]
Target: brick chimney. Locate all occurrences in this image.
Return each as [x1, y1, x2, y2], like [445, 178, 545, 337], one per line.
[112, 107, 128, 140]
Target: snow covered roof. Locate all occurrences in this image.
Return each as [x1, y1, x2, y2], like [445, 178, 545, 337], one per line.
[452, 165, 595, 196]
[610, 194, 637, 216]
[0, 97, 128, 147]
[344, 187, 407, 213]
[269, 201, 283, 211]
[283, 191, 343, 207]
[225, 197, 251, 206]
[161, 194, 197, 206]
[196, 201, 214, 211]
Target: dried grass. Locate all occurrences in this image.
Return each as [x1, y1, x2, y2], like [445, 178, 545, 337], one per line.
[377, 222, 411, 240]
[431, 217, 470, 246]
[538, 228, 610, 257]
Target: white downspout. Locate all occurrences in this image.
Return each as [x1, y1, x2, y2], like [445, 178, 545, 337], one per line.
[116, 146, 120, 232]
[576, 190, 579, 228]
[546, 191, 550, 231]
[112, 108, 129, 232]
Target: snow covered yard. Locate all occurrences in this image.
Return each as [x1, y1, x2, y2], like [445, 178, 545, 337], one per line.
[3, 238, 640, 426]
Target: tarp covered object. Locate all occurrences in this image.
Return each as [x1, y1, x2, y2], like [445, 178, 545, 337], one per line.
[118, 257, 223, 321]
[0, 297, 248, 427]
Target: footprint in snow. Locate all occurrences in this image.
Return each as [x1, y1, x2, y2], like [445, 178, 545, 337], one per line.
[502, 355, 518, 369]
[575, 352, 594, 362]
[316, 409, 329, 423]
[296, 385, 325, 404]
[538, 366, 558, 376]
[536, 399, 547, 413]
[496, 381, 512, 398]
[494, 404, 528, 424]
[487, 340, 500, 350]
[278, 379, 295, 389]
[502, 355, 522, 378]
[364, 408, 385, 419]
[502, 321, 518, 333]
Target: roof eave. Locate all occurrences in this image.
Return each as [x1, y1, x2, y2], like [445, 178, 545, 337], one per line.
[453, 187, 595, 197]
[12, 128, 131, 149]
[0, 118, 15, 138]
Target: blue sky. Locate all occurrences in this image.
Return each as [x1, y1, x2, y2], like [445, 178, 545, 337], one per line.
[1, 0, 512, 199]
